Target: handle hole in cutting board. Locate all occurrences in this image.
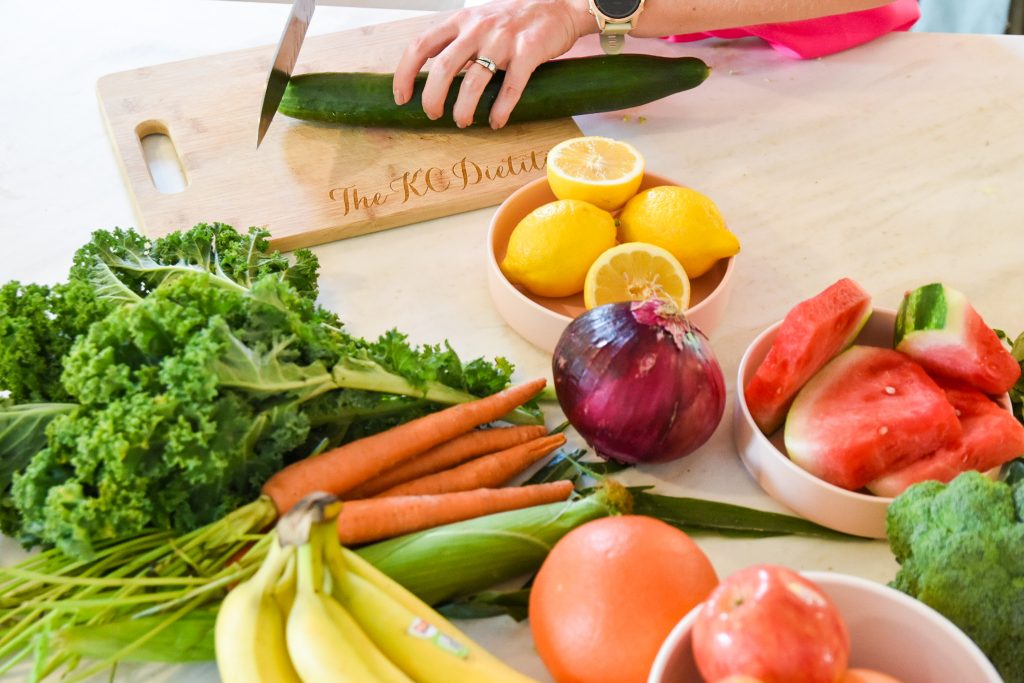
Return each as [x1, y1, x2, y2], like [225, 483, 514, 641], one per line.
[136, 120, 188, 194]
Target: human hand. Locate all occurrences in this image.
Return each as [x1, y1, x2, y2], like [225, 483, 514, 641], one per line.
[392, 0, 594, 129]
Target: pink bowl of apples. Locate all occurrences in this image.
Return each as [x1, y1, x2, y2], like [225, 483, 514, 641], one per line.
[732, 279, 1023, 539]
[647, 565, 1002, 683]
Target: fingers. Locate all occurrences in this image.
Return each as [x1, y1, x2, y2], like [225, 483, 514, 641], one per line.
[420, 37, 486, 121]
[452, 58, 498, 128]
[486, 31, 548, 129]
[394, 1, 577, 127]
[393, 19, 459, 106]
[487, 56, 539, 129]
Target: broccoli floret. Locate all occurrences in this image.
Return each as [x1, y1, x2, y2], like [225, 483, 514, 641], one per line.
[887, 471, 1024, 682]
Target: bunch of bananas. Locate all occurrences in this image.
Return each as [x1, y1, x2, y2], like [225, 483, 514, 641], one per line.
[215, 493, 539, 683]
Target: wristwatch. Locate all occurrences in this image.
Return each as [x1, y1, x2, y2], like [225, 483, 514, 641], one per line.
[587, 0, 645, 55]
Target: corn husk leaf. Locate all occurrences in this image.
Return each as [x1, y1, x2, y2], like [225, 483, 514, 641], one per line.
[355, 481, 631, 606]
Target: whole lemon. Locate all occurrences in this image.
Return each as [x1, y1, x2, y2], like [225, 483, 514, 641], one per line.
[618, 186, 740, 278]
[501, 199, 617, 298]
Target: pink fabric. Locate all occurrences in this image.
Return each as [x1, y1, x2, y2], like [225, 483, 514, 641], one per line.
[663, 0, 920, 59]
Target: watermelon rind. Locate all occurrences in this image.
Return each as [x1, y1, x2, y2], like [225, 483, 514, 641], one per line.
[894, 282, 966, 348]
[895, 282, 1021, 395]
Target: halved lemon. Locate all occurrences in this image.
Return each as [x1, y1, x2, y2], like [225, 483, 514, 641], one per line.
[546, 136, 644, 212]
[583, 242, 691, 311]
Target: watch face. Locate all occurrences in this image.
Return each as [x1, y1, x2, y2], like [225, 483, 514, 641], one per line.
[594, 0, 642, 20]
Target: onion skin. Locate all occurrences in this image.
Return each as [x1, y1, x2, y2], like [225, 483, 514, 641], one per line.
[552, 299, 726, 464]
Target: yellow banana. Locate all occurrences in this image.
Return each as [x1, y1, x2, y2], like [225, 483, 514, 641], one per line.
[285, 539, 380, 683]
[337, 545, 539, 682]
[274, 491, 537, 683]
[328, 557, 538, 683]
[273, 550, 297, 616]
[320, 589, 416, 683]
[214, 538, 301, 683]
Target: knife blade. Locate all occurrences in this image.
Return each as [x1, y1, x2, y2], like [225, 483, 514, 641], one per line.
[257, 0, 316, 148]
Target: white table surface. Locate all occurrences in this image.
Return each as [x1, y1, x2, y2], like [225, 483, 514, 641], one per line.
[2, 2, 1023, 681]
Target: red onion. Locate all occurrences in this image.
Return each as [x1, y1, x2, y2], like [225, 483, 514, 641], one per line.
[552, 299, 726, 464]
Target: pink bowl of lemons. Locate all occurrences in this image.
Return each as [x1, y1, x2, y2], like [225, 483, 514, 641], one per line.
[487, 136, 738, 353]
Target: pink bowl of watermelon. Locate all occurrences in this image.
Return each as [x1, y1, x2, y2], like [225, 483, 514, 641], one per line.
[735, 309, 902, 538]
[734, 299, 1017, 540]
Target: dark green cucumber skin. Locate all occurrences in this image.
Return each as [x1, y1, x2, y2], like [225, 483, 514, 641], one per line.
[278, 54, 710, 128]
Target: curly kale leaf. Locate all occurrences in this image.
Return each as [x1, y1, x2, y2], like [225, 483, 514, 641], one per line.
[8, 223, 528, 558]
[13, 273, 324, 557]
[0, 280, 113, 403]
[366, 330, 514, 396]
[0, 400, 78, 536]
[69, 223, 321, 304]
[887, 472, 1024, 681]
[151, 223, 320, 298]
[1, 224, 322, 406]
[11, 268, 526, 558]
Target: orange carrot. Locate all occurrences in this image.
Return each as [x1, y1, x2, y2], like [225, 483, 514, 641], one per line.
[342, 425, 548, 500]
[262, 378, 547, 515]
[374, 433, 566, 498]
[336, 480, 575, 545]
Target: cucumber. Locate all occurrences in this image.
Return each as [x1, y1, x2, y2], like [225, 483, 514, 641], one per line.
[279, 54, 710, 128]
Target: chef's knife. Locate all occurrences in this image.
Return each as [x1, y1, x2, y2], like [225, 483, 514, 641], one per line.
[257, 0, 315, 148]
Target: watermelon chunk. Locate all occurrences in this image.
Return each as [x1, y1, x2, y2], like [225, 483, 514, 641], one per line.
[784, 346, 961, 491]
[744, 278, 872, 435]
[895, 283, 1020, 395]
[866, 381, 1024, 497]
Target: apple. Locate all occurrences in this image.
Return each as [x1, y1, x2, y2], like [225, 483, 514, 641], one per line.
[692, 564, 850, 683]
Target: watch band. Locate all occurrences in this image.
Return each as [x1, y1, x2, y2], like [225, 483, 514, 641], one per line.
[588, 0, 644, 56]
[599, 22, 632, 56]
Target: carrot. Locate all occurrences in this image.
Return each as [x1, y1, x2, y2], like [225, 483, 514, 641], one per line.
[336, 480, 575, 545]
[374, 433, 566, 498]
[342, 424, 548, 500]
[262, 378, 547, 515]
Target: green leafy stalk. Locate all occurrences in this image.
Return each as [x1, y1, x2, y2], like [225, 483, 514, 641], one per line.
[525, 450, 861, 541]
[0, 499, 275, 679]
[522, 449, 628, 486]
[56, 611, 217, 663]
[631, 490, 864, 540]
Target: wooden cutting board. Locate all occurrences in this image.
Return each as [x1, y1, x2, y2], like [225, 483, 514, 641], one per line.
[97, 14, 581, 252]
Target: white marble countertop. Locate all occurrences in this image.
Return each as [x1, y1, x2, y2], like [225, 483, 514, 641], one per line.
[2, 2, 1024, 681]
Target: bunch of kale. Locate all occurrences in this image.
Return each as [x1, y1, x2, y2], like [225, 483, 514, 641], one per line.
[0, 223, 525, 559]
